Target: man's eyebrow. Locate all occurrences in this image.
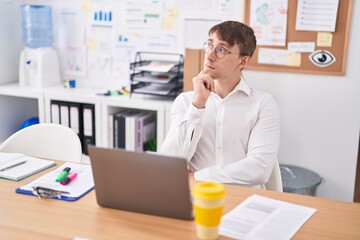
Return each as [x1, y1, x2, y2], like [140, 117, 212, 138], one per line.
[207, 39, 230, 48]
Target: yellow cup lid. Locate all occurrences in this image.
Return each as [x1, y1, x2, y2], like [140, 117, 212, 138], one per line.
[192, 182, 226, 200]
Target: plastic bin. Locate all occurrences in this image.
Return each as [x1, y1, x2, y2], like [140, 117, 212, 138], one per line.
[280, 164, 323, 196]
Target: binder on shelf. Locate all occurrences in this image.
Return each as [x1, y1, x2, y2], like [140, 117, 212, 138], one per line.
[113, 110, 130, 149]
[108, 114, 114, 148]
[125, 111, 145, 151]
[113, 110, 140, 150]
[136, 112, 157, 152]
[16, 162, 94, 201]
[69, 102, 82, 136]
[60, 102, 70, 127]
[50, 101, 60, 124]
[82, 104, 95, 155]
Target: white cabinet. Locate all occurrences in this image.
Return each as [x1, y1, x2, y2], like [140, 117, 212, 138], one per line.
[0, 83, 173, 163]
[0, 83, 44, 142]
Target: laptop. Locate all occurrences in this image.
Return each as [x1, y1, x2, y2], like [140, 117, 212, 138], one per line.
[88, 146, 193, 220]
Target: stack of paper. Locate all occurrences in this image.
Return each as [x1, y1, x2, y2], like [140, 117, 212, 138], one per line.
[219, 194, 317, 240]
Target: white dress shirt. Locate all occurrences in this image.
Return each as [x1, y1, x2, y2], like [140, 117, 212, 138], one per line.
[160, 78, 280, 189]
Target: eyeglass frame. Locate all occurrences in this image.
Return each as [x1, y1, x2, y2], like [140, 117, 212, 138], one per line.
[32, 186, 70, 199]
[203, 42, 245, 59]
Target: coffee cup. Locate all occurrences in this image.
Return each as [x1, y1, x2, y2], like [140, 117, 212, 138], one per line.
[192, 182, 226, 240]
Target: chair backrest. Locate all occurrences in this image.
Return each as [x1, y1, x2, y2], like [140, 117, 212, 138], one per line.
[265, 159, 283, 192]
[0, 123, 82, 163]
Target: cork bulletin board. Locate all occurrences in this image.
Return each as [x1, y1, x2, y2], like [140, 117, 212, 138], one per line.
[244, 0, 353, 75]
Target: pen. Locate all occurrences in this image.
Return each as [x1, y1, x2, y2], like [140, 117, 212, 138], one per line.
[55, 167, 71, 182]
[60, 172, 78, 185]
[0, 160, 27, 172]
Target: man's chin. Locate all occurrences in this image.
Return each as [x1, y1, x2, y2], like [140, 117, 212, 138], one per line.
[204, 68, 216, 78]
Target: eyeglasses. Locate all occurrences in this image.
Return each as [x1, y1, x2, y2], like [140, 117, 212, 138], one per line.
[203, 42, 240, 59]
[32, 186, 70, 199]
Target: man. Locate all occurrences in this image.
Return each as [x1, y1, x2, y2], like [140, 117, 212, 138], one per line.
[160, 21, 280, 189]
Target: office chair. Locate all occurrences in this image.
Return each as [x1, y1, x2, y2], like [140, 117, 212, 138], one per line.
[0, 123, 82, 163]
[265, 159, 283, 192]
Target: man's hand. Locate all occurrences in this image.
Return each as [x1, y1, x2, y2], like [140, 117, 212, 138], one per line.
[192, 71, 214, 109]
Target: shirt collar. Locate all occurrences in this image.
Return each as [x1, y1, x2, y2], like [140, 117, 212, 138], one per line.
[234, 77, 251, 96]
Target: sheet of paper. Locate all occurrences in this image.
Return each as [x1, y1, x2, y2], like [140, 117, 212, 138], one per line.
[183, 19, 221, 49]
[295, 0, 339, 32]
[249, 0, 288, 46]
[258, 48, 289, 65]
[58, 7, 85, 48]
[123, 0, 163, 29]
[288, 42, 315, 53]
[219, 194, 317, 240]
[288, 52, 301, 67]
[317, 32, 333, 47]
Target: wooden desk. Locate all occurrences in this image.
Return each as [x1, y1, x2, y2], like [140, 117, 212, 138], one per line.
[1, 164, 360, 240]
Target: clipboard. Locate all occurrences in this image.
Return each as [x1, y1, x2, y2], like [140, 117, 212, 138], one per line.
[15, 162, 94, 201]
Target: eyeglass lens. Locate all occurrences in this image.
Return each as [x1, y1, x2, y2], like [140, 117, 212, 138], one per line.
[203, 43, 227, 59]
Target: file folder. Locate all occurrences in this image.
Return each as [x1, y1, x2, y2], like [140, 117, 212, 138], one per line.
[50, 101, 60, 124]
[82, 104, 95, 155]
[69, 102, 82, 136]
[60, 102, 70, 127]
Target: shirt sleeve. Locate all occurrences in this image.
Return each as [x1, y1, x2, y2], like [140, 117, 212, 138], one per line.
[159, 93, 206, 161]
[194, 96, 280, 187]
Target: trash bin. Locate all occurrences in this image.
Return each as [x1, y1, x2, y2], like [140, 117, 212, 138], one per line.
[280, 164, 323, 196]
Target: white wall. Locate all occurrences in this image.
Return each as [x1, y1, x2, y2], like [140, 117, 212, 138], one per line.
[243, 1, 360, 202]
[0, 1, 22, 84]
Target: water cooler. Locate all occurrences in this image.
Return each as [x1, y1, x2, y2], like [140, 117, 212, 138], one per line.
[19, 5, 60, 88]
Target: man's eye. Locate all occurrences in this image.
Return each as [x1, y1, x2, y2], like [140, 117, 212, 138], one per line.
[217, 47, 227, 53]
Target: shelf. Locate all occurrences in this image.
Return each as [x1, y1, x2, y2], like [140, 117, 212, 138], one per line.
[0, 83, 43, 99]
[0, 83, 173, 162]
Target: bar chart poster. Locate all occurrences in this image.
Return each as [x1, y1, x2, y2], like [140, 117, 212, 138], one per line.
[91, 2, 114, 28]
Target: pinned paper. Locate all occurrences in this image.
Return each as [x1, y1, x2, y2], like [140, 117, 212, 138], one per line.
[287, 52, 301, 67]
[86, 38, 97, 49]
[258, 48, 289, 66]
[296, 0, 339, 32]
[317, 32, 333, 47]
[81, 0, 91, 13]
[288, 42, 315, 53]
[162, 7, 178, 30]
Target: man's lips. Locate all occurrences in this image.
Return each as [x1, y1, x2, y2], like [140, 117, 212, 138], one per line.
[205, 64, 215, 69]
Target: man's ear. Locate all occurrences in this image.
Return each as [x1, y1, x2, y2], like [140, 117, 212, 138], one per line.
[239, 56, 250, 68]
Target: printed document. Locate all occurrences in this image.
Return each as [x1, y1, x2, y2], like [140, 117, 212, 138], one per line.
[219, 194, 317, 240]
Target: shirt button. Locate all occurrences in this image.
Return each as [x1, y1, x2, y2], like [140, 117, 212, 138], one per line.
[217, 146, 222, 150]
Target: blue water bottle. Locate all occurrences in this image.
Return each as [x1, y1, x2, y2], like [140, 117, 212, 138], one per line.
[21, 5, 53, 48]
